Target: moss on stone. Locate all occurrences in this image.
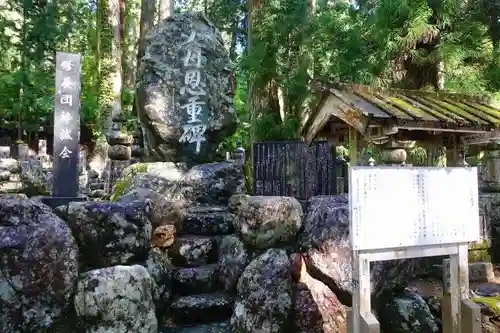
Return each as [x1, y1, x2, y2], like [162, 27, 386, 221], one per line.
[468, 240, 491, 262]
[469, 249, 491, 262]
[110, 163, 148, 202]
[473, 296, 500, 315]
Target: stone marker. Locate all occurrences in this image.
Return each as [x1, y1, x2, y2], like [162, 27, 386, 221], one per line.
[137, 12, 237, 165]
[52, 52, 81, 197]
[42, 51, 86, 207]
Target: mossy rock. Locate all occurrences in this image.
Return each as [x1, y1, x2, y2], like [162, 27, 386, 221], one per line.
[109, 162, 188, 202]
[110, 163, 148, 201]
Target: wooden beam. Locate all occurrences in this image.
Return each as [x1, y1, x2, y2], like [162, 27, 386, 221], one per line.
[326, 95, 369, 133]
[349, 127, 358, 165]
[304, 94, 369, 144]
[389, 118, 491, 133]
[461, 129, 500, 145]
[304, 97, 334, 144]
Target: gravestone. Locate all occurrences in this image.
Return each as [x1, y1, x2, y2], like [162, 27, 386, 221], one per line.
[137, 12, 237, 165]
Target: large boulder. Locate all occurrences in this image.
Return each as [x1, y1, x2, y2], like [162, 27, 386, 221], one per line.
[230, 248, 292, 333]
[74, 265, 158, 333]
[110, 162, 187, 200]
[117, 188, 186, 230]
[291, 253, 347, 333]
[299, 195, 438, 305]
[112, 162, 244, 208]
[377, 290, 439, 333]
[56, 200, 153, 270]
[137, 12, 237, 164]
[0, 197, 79, 333]
[217, 235, 249, 293]
[19, 158, 52, 196]
[173, 162, 245, 205]
[143, 248, 174, 307]
[232, 195, 303, 249]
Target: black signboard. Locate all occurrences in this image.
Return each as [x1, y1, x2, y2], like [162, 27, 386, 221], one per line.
[252, 141, 338, 200]
[52, 52, 81, 197]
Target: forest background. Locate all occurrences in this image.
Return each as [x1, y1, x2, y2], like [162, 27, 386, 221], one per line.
[1, 0, 500, 164]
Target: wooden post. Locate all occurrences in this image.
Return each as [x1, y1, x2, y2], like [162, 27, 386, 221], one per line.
[361, 312, 380, 333]
[349, 127, 358, 166]
[442, 245, 481, 333]
[461, 299, 481, 333]
[449, 250, 461, 331]
[441, 294, 453, 333]
[446, 134, 459, 167]
[351, 252, 380, 333]
[351, 251, 361, 333]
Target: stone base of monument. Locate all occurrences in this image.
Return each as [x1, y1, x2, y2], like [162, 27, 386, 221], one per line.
[40, 196, 87, 209]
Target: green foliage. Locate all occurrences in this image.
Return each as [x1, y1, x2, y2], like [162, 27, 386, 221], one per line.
[473, 296, 500, 314]
[408, 146, 428, 166]
[2, 0, 500, 152]
[110, 162, 148, 201]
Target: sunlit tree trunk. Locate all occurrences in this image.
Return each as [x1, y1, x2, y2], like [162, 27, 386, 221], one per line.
[158, 0, 174, 21]
[136, 0, 156, 77]
[133, 0, 156, 120]
[123, 0, 141, 93]
[248, 0, 264, 144]
[18, 1, 27, 141]
[107, 0, 123, 123]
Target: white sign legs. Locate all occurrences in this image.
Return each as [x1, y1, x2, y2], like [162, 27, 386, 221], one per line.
[350, 251, 379, 333]
[348, 244, 480, 333]
[441, 244, 481, 333]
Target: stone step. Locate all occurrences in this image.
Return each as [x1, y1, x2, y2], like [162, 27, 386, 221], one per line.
[172, 264, 218, 295]
[170, 292, 233, 325]
[177, 206, 235, 236]
[160, 321, 231, 333]
[169, 235, 217, 267]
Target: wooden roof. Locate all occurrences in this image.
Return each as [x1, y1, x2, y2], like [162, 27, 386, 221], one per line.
[303, 82, 500, 144]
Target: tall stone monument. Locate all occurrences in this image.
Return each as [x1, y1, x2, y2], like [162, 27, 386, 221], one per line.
[137, 12, 237, 165]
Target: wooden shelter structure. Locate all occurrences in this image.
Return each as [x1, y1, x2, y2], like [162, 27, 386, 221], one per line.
[302, 82, 500, 168]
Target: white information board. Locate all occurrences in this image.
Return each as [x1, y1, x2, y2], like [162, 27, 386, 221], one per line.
[349, 167, 480, 251]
